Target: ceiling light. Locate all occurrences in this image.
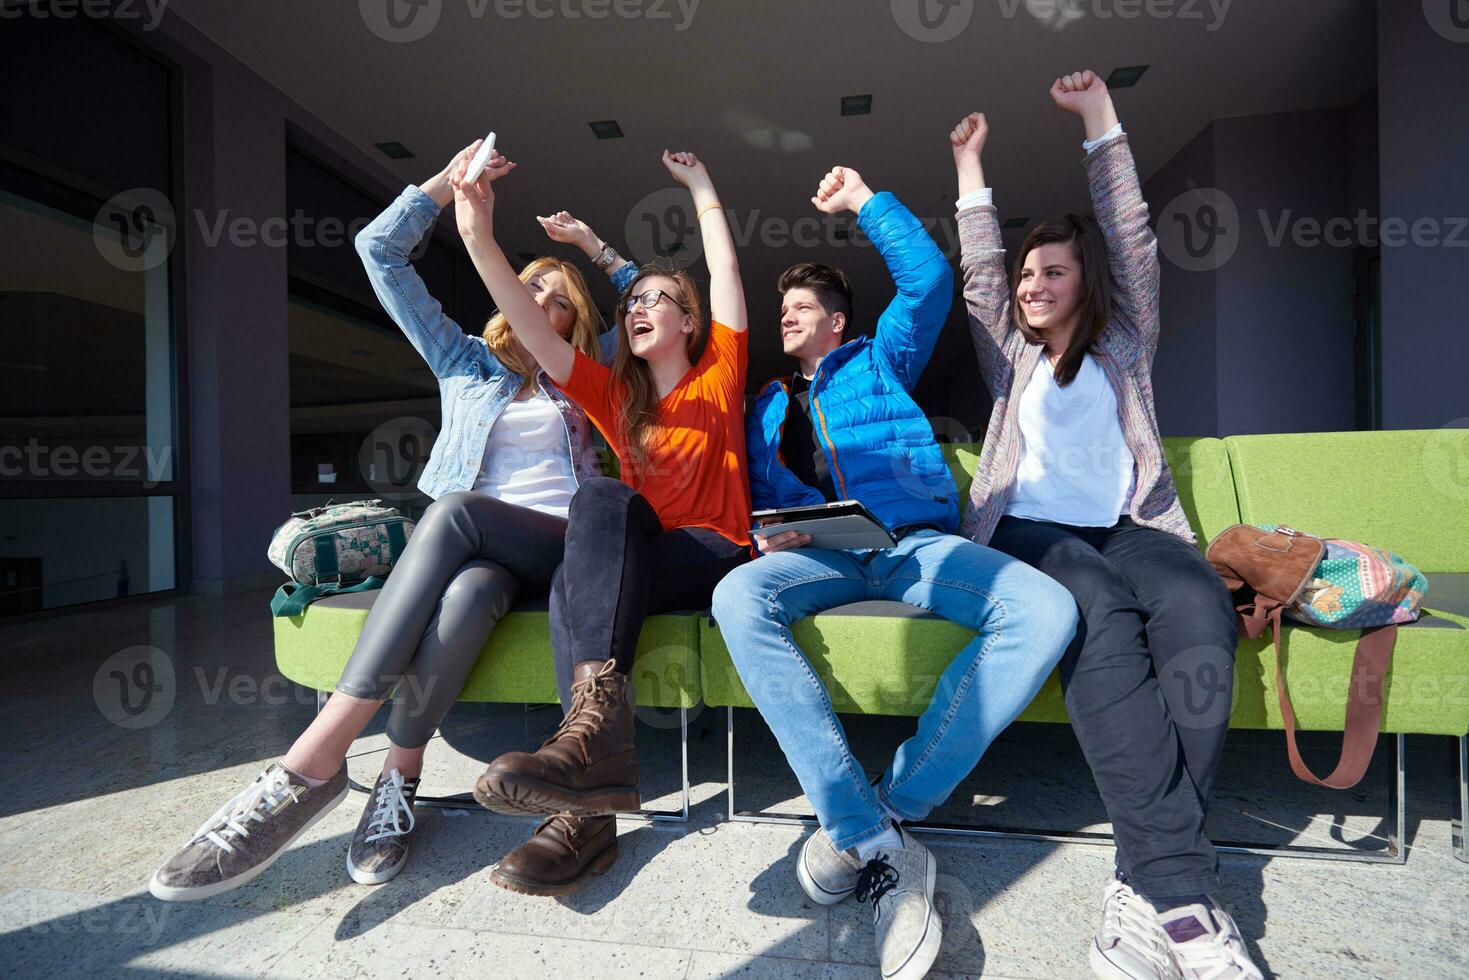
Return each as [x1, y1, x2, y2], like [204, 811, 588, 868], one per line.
[840, 94, 873, 116]
[589, 120, 624, 140]
[1105, 65, 1148, 89]
[1002, 217, 1029, 229]
[375, 141, 414, 160]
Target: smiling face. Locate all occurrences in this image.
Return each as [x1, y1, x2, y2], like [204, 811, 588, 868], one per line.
[525, 268, 577, 339]
[624, 273, 694, 361]
[779, 286, 845, 362]
[1016, 241, 1084, 335]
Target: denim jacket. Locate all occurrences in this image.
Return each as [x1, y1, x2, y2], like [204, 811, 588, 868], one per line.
[355, 185, 638, 499]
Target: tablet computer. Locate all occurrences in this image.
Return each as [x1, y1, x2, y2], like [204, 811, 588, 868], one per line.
[750, 499, 897, 551]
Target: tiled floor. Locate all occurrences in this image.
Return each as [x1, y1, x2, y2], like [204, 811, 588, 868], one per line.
[0, 588, 1464, 978]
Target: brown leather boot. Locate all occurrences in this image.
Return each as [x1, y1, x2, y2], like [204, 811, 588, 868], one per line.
[473, 659, 640, 816]
[489, 813, 618, 896]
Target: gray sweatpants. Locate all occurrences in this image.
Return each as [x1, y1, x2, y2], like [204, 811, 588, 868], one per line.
[334, 490, 567, 748]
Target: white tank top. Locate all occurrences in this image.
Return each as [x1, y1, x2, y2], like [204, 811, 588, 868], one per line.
[1004, 353, 1137, 527]
[471, 391, 578, 517]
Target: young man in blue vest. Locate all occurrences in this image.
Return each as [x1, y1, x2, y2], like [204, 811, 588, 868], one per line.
[711, 165, 1077, 980]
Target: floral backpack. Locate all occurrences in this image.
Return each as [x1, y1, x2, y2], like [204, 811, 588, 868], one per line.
[267, 500, 415, 616]
[1206, 524, 1427, 789]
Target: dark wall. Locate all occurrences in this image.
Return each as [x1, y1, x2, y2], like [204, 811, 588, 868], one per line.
[1377, 1, 1469, 430]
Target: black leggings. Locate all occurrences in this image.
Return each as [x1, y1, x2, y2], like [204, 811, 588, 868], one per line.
[550, 477, 748, 710]
[989, 515, 1239, 898]
[335, 491, 567, 748]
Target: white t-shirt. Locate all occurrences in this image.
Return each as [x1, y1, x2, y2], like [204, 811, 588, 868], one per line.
[1004, 353, 1137, 527]
[471, 392, 578, 518]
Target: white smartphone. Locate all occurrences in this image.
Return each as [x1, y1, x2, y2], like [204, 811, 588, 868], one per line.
[464, 131, 497, 184]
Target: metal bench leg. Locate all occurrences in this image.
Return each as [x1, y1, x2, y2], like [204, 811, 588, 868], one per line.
[1454, 735, 1467, 865]
[320, 691, 689, 823]
[725, 706, 1409, 864]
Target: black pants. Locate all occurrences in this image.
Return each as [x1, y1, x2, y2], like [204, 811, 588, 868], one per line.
[550, 477, 749, 710]
[989, 515, 1239, 897]
[336, 491, 567, 748]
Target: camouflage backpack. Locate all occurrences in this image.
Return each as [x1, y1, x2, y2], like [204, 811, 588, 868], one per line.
[267, 499, 415, 616]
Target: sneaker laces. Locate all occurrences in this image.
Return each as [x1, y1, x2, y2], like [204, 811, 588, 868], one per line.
[1101, 879, 1177, 974]
[364, 769, 417, 844]
[1168, 907, 1260, 980]
[854, 855, 900, 914]
[197, 766, 302, 854]
[542, 661, 621, 762]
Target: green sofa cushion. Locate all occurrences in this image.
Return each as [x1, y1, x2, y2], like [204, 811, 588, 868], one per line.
[699, 574, 1469, 736]
[274, 592, 701, 709]
[1224, 430, 1468, 573]
[944, 437, 1239, 551]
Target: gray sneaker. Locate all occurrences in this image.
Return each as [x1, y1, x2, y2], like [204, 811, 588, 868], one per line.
[1090, 877, 1183, 980]
[347, 768, 420, 885]
[856, 828, 943, 980]
[1158, 900, 1263, 980]
[796, 826, 863, 905]
[150, 762, 348, 901]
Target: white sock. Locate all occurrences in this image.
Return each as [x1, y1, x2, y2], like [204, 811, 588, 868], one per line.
[281, 762, 328, 789]
[854, 825, 903, 862]
[879, 796, 905, 826]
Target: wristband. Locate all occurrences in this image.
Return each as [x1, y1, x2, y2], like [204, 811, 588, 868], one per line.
[697, 203, 724, 221]
[593, 243, 620, 270]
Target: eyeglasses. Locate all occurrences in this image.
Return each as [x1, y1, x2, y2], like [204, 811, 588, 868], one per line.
[623, 288, 688, 315]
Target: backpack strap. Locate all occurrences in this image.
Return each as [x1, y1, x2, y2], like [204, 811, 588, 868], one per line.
[1273, 607, 1396, 790]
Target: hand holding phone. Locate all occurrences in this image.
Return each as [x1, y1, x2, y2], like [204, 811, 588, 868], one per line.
[464, 131, 498, 184]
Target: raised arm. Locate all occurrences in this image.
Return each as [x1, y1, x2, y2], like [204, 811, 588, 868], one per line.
[1051, 70, 1160, 362]
[536, 210, 638, 293]
[353, 142, 484, 379]
[950, 112, 1016, 386]
[663, 150, 747, 333]
[450, 142, 576, 384]
[813, 167, 953, 391]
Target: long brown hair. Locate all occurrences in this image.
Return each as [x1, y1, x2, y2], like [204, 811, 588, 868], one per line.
[610, 262, 707, 479]
[1012, 214, 1111, 386]
[482, 257, 602, 387]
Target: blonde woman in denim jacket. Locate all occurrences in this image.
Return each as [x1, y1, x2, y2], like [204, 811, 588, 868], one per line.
[150, 140, 638, 902]
[951, 73, 1260, 980]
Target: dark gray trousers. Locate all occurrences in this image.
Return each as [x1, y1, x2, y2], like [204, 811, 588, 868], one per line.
[334, 490, 567, 747]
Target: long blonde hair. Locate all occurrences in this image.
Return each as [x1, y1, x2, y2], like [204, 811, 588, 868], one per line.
[610, 263, 707, 480]
[482, 257, 602, 386]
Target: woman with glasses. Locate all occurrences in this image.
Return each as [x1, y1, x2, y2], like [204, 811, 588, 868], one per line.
[448, 146, 751, 896]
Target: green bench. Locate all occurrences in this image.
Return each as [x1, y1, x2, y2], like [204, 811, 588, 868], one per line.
[699, 432, 1469, 864]
[272, 430, 1468, 862]
[274, 601, 702, 821]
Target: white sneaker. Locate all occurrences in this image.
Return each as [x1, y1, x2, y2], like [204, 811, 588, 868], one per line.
[796, 826, 863, 905]
[857, 828, 943, 980]
[1157, 900, 1264, 980]
[1089, 877, 1183, 980]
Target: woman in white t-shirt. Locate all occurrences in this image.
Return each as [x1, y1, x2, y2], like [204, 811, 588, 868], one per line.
[150, 140, 639, 901]
[950, 73, 1260, 980]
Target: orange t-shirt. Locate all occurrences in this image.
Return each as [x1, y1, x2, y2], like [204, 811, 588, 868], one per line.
[560, 320, 753, 546]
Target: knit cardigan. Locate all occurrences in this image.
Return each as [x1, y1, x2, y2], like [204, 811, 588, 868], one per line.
[957, 132, 1195, 547]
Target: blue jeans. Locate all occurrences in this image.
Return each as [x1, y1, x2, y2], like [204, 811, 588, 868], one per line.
[710, 530, 1079, 851]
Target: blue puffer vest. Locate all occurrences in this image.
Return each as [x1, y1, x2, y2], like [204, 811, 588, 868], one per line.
[746, 191, 959, 534]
